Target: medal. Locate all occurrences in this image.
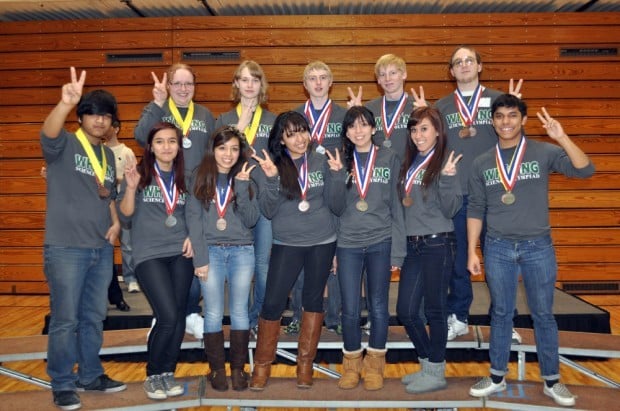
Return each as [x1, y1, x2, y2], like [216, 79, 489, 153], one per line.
[381, 93, 407, 141]
[353, 145, 377, 215]
[383, 139, 392, 148]
[501, 192, 516, 205]
[356, 199, 369, 212]
[402, 196, 413, 207]
[216, 217, 227, 231]
[168, 97, 195, 143]
[215, 177, 233, 230]
[298, 200, 310, 212]
[458, 127, 470, 138]
[304, 99, 332, 149]
[315, 145, 326, 155]
[165, 215, 177, 228]
[237, 103, 263, 145]
[154, 162, 180, 230]
[75, 128, 109, 198]
[469, 126, 477, 137]
[290, 152, 310, 214]
[495, 136, 527, 208]
[182, 138, 192, 149]
[403, 148, 435, 205]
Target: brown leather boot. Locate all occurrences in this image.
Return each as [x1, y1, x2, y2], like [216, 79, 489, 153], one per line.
[203, 331, 228, 391]
[229, 329, 250, 391]
[362, 347, 387, 391]
[249, 317, 281, 391]
[296, 311, 324, 388]
[337, 348, 363, 389]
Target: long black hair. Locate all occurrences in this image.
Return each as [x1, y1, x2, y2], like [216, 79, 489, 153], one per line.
[138, 122, 186, 193]
[340, 106, 376, 189]
[267, 111, 311, 200]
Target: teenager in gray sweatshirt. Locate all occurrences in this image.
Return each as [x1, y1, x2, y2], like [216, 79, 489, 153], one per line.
[186, 126, 259, 392]
[248, 111, 346, 391]
[334, 106, 406, 392]
[396, 107, 462, 395]
[118, 122, 193, 402]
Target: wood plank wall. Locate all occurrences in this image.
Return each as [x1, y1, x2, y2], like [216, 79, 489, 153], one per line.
[0, 13, 619, 294]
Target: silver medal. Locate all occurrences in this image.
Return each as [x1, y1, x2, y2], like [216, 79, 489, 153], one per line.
[165, 215, 177, 228]
[316, 145, 326, 155]
[216, 218, 227, 231]
[382, 140, 392, 148]
[182, 138, 192, 149]
[298, 200, 310, 212]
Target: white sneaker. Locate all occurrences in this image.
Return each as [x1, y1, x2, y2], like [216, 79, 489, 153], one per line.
[511, 328, 522, 344]
[185, 313, 204, 339]
[127, 282, 141, 293]
[447, 314, 468, 340]
[146, 318, 156, 341]
[469, 376, 506, 397]
[544, 382, 576, 407]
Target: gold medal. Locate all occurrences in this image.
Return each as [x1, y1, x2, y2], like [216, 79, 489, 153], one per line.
[402, 196, 413, 207]
[216, 217, 227, 231]
[501, 192, 516, 205]
[458, 127, 470, 138]
[356, 199, 368, 212]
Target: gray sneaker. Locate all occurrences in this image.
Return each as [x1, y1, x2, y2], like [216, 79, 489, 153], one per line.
[161, 372, 184, 397]
[544, 382, 576, 407]
[53, 390, 81, 410]
[144, 375, 167, 400]
[469, 376, 506, 397]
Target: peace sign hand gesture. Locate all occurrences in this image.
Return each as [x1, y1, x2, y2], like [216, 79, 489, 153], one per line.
[347, 86, 363, 108]
[151, 72, 168, 107]
[536, 107, 566, 141]
[251, 149, 278, 177]
[508, 78, 524, 99]
[410, 86, 428, 109]
[61, 67, 86, 107]
[326, 149, 343, 172]
[441, 151, 463, 176]
[235, 161, 256, 181]
[124, 154, 141, 190]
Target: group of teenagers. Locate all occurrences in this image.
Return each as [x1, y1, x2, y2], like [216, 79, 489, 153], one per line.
[41, 45, 593, 411]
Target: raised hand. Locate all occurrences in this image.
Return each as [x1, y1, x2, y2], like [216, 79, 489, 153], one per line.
[251, 149, 278, 177]
[441, 151, 463, 176]
[326, 148, 343, 171]
[151, 71, 168, 107]
[536, 107, 566, 141]
[410, 86, 428, 109]
[509, 78, 524, 99]
[124, 154, 141, 189]
[347, 86, 363, 108]
[235, 161, 256, 181]
[61, 67, 86, 107]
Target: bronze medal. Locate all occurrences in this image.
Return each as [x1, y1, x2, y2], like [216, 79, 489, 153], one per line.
[165, 215, 178, 228]
[356, 199, 369, 212]
[501, 192, 516, 205]
[97, 184, 111, 199]
[458, 127, 470, 138]
[216, 217, 227, 231]
[469, 126, 477, 137]
[402, 196, 413, 207]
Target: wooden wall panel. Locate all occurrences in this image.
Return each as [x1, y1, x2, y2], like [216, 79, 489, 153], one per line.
[0, 12, 618, 294]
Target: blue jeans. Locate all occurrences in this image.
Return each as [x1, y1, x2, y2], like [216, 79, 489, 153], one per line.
[337, 239, 391, 351]
[44, 244, 113, 391]
[200, 245, 254, 332]
[119, 227, 136, 283]
[249, 213, 272, 328]
[447, 195, 485, 323]
[484, 235, 559, 381]
[397, 235, 455, 363]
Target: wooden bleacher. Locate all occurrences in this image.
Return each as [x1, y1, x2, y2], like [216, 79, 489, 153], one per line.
[1, 13, 620, 294]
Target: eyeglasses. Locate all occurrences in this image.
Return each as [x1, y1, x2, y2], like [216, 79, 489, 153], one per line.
[169, 82, 195, 89]
[451, 57, 477, 68]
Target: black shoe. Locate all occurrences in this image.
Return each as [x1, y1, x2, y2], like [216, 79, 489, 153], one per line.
[116, 300, 131, 312]
[53, 390, 81, 410]
[76, 374, 127, 393]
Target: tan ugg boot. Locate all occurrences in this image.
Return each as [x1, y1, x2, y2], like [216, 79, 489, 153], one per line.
[337, 348, 363, 389]
[362, 347, 387, 391]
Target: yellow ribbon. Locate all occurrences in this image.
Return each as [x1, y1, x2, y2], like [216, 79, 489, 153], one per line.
[168, 98, 195, 137]
[236, 104, 262, 145]
[75, 128, 107, 185]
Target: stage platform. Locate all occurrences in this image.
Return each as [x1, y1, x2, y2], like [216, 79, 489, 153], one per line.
[45, 281, 611, 335]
